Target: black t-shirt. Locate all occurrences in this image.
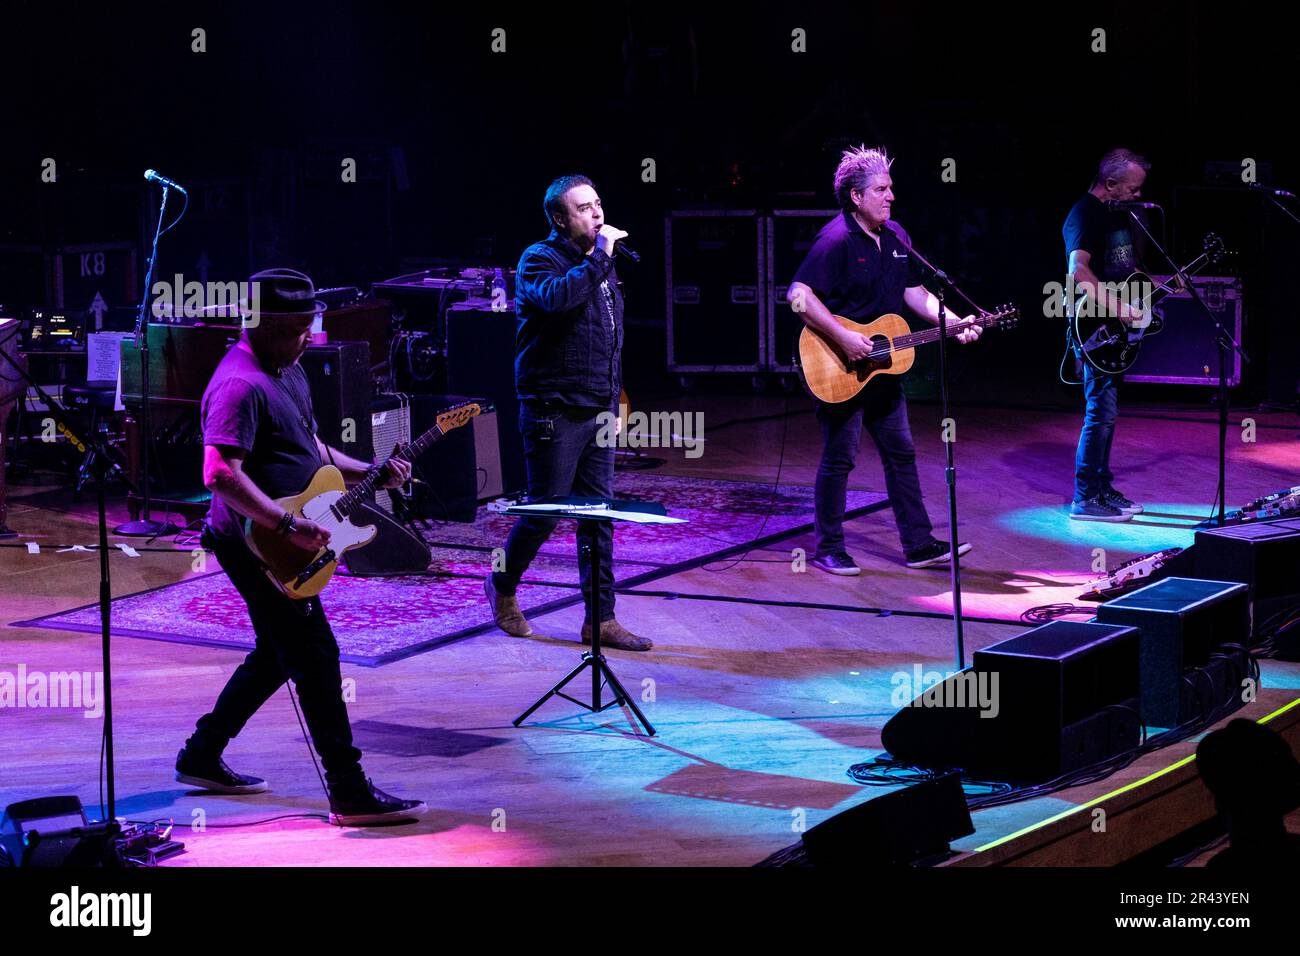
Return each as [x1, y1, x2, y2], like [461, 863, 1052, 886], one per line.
[1062, 193, 1141, 281]
[201, 342, 322, 541]
[792, 211, 923, 321]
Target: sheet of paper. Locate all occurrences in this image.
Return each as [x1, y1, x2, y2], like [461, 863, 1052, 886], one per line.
[507, 503, 685, 524]
[87, 332, 129, 383]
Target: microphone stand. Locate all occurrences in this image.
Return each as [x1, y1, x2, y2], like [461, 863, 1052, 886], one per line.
[116, 183, 179, 537]
[1123, 210, 1248, 528]
[891, 230, 987, 670]
[0, 345, 137, 825]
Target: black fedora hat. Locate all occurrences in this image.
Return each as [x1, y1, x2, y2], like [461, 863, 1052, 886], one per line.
[239, 267, 326, 320]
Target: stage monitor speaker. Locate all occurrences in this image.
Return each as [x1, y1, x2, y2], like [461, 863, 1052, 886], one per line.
[970, 621, 1142, 782]
[1095, 576, 1250, 727]
[1193, 518, 1300, 630]
[0, 796, 119, 867]
[341, 501, 431, 576]
[300, 342, 372, 462]
[880, 622, 1142, 783]
[800, 772, 973, 867]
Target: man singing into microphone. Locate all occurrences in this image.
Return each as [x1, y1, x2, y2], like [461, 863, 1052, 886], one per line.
[484, 175, 651, 651]
[1063, 148, 1151, 521]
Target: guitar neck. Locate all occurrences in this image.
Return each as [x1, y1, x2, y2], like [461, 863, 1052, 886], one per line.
[333, 418, 454, 518]
[892, 316, 984, 350]
[1148, 252, 1212, 308]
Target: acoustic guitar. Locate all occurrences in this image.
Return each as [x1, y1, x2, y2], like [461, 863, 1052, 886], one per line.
[246, 401, 482, 599]
[797, 305, 1019, 404]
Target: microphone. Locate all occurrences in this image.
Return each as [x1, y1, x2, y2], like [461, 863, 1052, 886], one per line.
[1247, 183, 1298, 199]
[143, 169, 187, 194]
[614, 241, 641, 263]
[1105, 200, 1160, 210]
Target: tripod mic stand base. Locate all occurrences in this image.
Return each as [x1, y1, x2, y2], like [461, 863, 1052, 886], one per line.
[513, 651, 656, 736]
[114, 517, 180, 537]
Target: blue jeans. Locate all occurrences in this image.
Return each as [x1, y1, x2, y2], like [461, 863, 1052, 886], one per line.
[1074, 359, 1120, 503]
[814, 379, 934, 557]
[493, 399, 616, 621]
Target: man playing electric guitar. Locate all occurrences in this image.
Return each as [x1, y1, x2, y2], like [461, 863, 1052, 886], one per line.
[177, 267, 426, 826]
[1064, 148, 1167, 521]
[787, 146, 980, 575]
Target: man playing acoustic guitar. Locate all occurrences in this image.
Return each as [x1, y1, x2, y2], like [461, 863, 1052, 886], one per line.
[177, 267, 426, 826]
[788, 146, 979, 575]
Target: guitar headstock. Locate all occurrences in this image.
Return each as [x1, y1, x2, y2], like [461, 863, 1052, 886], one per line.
[1203, 232, 1227, 264]
[436, 401, 484, 432]
[978, 304, 1020, 330]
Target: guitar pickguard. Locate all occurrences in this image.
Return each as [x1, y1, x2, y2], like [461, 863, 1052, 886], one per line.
[301, 489, 378, 554]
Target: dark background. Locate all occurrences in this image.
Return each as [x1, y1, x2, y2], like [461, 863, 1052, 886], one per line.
[2, 1, 1296, 407]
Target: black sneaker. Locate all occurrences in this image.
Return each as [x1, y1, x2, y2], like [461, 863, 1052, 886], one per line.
[1069, 497, 1132, 522]
[904, 539, 972, 569]
[175, 747, 268, 794]
[1102, 488, 1143, 514]
[328, 778, 427, 827]
[810, 552, 861, 576]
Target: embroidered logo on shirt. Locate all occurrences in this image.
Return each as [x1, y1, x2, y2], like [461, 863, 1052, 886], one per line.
[892, 250, 908, 259]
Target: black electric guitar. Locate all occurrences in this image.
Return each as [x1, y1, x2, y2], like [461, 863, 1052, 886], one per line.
[1071, 233, 1226, 375]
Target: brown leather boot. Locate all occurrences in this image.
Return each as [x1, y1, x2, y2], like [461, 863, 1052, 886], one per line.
[484, 576, 533, 637]
[581, 618, 653, 652]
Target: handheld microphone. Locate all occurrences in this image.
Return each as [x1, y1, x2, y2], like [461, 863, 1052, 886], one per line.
[1105, 200, 1160, 210]
[614, 242, 641, 263]
[144, 169, 188, 195]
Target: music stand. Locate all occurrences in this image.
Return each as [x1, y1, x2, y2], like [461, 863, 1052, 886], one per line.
[508, 496, 684, 737]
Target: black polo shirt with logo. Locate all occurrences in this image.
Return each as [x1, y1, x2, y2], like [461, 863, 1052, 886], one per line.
[792, 211, 924, 321]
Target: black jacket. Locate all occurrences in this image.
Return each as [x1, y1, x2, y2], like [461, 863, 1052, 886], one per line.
[514, 230, 623, 407]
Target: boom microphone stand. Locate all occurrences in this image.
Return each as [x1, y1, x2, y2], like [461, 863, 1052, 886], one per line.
[0, 345, 135, 824]
[1123, 209, 1247, 528]
[117, 177, 182, 537]
[887, 226, 987, 670]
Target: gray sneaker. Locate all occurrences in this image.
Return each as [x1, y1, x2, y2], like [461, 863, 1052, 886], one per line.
[811, 552, 862, 576]
[1069, 497, 1132, 522]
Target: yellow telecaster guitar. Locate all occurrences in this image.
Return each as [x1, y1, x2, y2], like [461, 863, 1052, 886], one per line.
[246, 401, 483, 599]
[797, 305, 1018, 404]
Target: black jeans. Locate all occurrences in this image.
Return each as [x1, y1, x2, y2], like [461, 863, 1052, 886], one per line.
[493, 399, 616, 621]
[814, 380, 934, 557]
[188, 530, 364, 787]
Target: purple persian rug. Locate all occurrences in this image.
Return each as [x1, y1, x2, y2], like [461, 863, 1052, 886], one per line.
[15, 475, 887, 665]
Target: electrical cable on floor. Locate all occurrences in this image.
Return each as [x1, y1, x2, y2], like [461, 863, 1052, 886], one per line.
[1019, 603, 1095, 624]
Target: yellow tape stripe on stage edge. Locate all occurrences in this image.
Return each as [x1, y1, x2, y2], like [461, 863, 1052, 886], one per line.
[972, 695, 1300, 854]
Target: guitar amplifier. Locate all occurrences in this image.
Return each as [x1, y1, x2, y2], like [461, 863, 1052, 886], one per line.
[1125, 276, 1242, 386]
[370, 392, 411, 515]
[666, 211, 766, 373]
[766, 211, 839, 373]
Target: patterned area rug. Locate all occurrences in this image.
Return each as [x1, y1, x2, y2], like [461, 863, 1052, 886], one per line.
[15, 475, 887, 665]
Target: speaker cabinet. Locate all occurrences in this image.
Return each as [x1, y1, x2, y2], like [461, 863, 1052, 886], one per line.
[300, 341, 372, 462]
[970, 621, 1142, 783]
[445, 303, 525, 494]
[1193, 518, 1300, 629]
[1096, 576, 1250, 727]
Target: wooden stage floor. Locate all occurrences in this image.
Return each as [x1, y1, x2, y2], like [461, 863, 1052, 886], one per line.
[3, 397, 1298, 865]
